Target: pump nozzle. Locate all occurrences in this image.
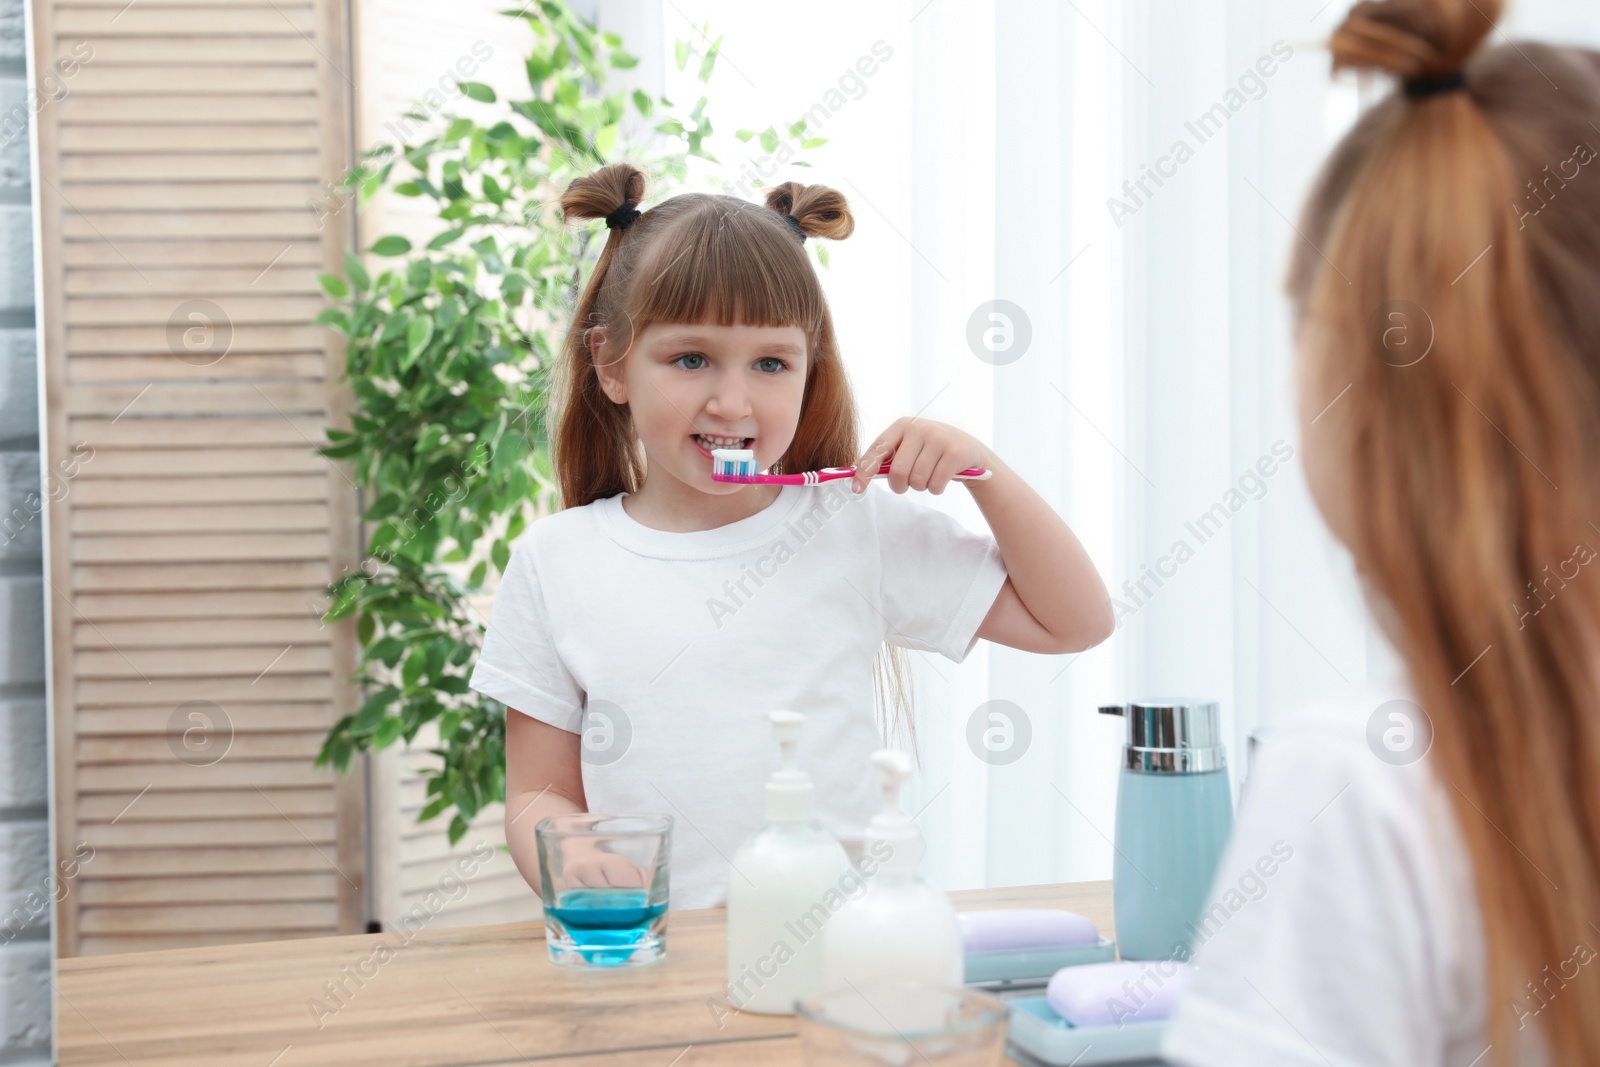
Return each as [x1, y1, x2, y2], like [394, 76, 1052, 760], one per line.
[771, 710, 804, 771]
[872, 749, 913, 816]
[764, 710, 814, 822]
[864, 748, 923, 872]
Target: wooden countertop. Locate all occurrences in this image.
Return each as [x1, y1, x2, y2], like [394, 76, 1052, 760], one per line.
[57, 880, 1113, 1066]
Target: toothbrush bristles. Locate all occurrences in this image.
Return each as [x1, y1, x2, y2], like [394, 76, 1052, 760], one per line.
[710, 448, 760, 482]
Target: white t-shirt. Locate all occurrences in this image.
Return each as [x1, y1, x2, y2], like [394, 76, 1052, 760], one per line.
[468, 480, 1008, 909]
[1162, 680, 1548, 1066]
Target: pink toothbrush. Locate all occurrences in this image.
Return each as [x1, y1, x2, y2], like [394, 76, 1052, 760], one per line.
[710, 447, 992, 485]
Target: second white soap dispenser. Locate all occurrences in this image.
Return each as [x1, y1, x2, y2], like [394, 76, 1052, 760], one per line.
[817, 749, 964, 989]
[725, 710, 852, 1014]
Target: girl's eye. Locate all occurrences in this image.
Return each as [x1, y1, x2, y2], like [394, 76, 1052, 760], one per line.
[756, 357, 788, 374]
[673, 353, 707, 370]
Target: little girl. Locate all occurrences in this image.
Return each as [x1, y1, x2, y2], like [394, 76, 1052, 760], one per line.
[467, 161, 1113, 909]
[1164, 0, 1600, 1063]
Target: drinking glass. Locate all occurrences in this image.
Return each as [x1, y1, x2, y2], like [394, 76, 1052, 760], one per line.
[535, 813, 671, 968]
[795, 982, 1009, 1065]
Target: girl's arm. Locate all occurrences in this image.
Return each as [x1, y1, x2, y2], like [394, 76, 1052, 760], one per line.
[504, 709, 586, 890]
[967, 450, 1114, 654]
[852, 418, 1115, 655]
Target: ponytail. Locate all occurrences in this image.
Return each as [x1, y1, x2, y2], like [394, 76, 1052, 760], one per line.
[1296, 2, 1600, 1060]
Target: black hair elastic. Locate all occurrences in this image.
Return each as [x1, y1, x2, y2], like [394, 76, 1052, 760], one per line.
[605, 205, 642, 231]
[1403, 70, 1467, 99]
[783, 213, 807, 243]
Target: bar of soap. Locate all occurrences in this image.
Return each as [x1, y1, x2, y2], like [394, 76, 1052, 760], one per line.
[956, 909, 1100, 953]
[1046, 960, 1190, 1027]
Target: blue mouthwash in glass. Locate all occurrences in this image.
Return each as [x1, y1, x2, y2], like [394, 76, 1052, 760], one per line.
[544, 887, 669, 966]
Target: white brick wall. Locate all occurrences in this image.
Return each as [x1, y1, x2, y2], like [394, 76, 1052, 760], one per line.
[0, 0, 48, 1059]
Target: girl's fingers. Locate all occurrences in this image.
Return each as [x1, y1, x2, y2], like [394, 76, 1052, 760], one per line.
[886, 438, 925, 494]
[854, 431, 900, 491]
[926, 453, 969, 495]
[602, 855, 646, 888]
[908, 443, 943, 493]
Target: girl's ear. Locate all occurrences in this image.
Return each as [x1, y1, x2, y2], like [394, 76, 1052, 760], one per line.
[588, 326, 628, 405]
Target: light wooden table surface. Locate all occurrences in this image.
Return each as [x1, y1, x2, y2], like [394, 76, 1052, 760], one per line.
[57, 880, 1113, 1066]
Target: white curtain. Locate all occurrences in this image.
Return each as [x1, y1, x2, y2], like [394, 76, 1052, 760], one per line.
[646, 0, 1600, 891]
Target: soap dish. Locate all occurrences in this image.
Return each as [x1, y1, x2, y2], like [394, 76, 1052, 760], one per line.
[963, 936, 1117, 987]
[1002, 994, 1166, 1066]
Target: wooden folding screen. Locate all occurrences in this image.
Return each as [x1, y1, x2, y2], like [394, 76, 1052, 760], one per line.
[35, 0, 364, 955]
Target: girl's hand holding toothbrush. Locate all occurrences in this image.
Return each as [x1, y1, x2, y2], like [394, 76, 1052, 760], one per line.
[851, 417, 998, 496]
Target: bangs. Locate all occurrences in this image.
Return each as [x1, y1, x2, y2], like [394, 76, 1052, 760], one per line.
[624, 196, 825, 338]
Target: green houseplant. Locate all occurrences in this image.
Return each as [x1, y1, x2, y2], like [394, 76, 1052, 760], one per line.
[313, 0, 826, 843]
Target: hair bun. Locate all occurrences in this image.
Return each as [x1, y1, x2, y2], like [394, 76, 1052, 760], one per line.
[561, 162, 647, 225]
[1330, 0, 1501, 81]
[765, 181, 855, 241]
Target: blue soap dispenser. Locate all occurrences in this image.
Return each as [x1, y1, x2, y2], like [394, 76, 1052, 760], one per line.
[1099, 699, 1234, 961]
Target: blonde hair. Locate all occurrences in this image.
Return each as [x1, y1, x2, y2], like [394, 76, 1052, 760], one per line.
[1293, 2, 1600, 1059]
[551, 162, 918, 751]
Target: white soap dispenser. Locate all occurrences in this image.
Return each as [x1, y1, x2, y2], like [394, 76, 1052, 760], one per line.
[725, 710, 852, 1015]
[818, 749, 964, 990]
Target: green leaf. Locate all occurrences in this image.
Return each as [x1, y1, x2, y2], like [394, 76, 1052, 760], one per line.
[371, 235, 412, 256]
[674, 39, 690, 71]
[491, 538, 510, 574]
[759, 126, 779, 153]
[406, 315, 435, 365]
[698, 35, 722, 82]
[402, 648, 427, 688]
[458, 81, 496, 103]
[800, 138, 829, 149]
[370, 636, 405, 667]
[353, 687, 399, 733]
[427, 226, 468, 251]
[344, 251, 371, 292]
[468, 560, 487, 587]
[418, 796, 450, 823]
[610, 50, 639, 69]
[356, 611, 375, 645]
[318, 273, 350, 299]
[372, 715, 405, 749]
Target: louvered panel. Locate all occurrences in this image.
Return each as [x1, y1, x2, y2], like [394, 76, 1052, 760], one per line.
[75, 678, 332, 706]
[82, 815, 336, 846]
[67, 329, 325, 356]
[78, 618, 330, 647]
[77, 760, 333, 792]
[76, 532, 331, 563]
[69, 415, 327, 446]
[39, 0, 363, 957]
[75, 786, 333, 818]
[72, 504, 330, 534]
[66, 265, 323, 291]
[78, 930, 318, 955]
[77, 645, 331, 677]
[73, 589, 329, 618]
[59, 38, 318, 65]
[73, 560, 331, 589]
[76, 873, 339, 905]
[70, 354, 330, 382]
